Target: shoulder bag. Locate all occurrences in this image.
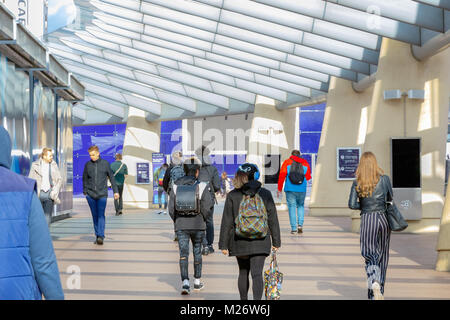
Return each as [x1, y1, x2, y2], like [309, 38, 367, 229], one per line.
[383, 176, 408, 232]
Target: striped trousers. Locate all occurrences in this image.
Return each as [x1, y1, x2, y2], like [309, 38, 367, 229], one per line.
[360, 211, 391, 299]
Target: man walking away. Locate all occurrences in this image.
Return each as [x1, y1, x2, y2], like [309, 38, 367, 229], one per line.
[29, 148, 62, 226]
[169, 157, 213, 295]
[0, 127, 64, 300]
[163, 151, 185, 241]
[277, 150, 311, 234]
[154, 163, 168, 214]
[195, 145, 221, 255]
[83, 145, 120, 245]
[110, 153, 128, 216]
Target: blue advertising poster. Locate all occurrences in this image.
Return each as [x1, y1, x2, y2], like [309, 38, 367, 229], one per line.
[136, 162, 150, 184]
[337, 147, 361, 180]
[152, 153, 166, 205]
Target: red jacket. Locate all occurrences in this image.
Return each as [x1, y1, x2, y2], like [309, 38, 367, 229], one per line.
[277, 155, 312, 192]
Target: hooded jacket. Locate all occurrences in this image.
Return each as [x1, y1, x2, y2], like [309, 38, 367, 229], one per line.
[195, 146, 221, 196]
[278, 155, 312, 193]
[0, 127, 64, 300]
[168, 176, 214, 231]
[219, 180, 281, 257]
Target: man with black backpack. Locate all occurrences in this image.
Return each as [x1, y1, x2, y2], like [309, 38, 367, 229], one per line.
[163, 151, 185, 241]
[195, 146, 221, 256]
[277, 150, 312, 235]
[168, 157, 214, 295]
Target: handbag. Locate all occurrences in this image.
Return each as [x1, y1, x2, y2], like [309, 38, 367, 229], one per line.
[264, 250, 283, 300]
[383, 177, 408, 232]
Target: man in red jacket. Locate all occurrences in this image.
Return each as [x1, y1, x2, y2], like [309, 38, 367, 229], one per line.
[277, 150, 312, 234]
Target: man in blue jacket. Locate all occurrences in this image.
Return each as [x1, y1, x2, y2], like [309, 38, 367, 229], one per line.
[0, 126, 64, 300]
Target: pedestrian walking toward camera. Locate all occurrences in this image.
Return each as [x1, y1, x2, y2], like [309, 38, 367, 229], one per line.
[196, 145, 221, 256]
[277, 150, 311, 234]
[221, 171, 232, 198]
[348, 151, 392, 300]
[219, 163, 281, 300]
[83, 145, 120, 245]
[168, 157, 213, 295]
[0, 127, 64, 300]
[110, 153, 128, 216]
[29, 148, 62, 226]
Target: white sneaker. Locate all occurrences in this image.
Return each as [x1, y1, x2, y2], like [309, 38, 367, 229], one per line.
[371, 282, 384, 300]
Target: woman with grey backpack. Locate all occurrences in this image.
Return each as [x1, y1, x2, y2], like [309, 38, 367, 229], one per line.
[219, 163, 281, 300]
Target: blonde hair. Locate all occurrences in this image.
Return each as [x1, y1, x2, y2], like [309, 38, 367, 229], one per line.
[40, 148, 52, 158]
[232, 171, 248, 189]
[355, 151, 384, 198]
[88, 145, 99, 153]
[221, 171, 228, 179]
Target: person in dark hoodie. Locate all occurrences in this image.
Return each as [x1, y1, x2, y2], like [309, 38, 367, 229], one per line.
[169, 157, 214, 295]
[195, 145, 221, 255]
[219, 163, 281, 300]
[83, 145, 120, 245]
[277, 150, 312, 234]
[0, 126, 64, 300]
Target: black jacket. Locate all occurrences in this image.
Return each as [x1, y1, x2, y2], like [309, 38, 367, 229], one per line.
[83, 158, 118, 199]
[348, 175, 393, 214]
[219, 180, 281, 257]
[168, 176, 214, 231]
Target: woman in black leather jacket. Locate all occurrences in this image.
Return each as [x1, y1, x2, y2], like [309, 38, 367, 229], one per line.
[348, 151, 392, 300]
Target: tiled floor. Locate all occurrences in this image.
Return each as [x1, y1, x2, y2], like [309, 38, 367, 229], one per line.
[50, 198, 450, 300]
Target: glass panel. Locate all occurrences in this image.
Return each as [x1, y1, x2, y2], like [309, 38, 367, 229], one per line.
[300, 133, 322, 154]
[300, 111, 325, 132]
[33, 81, 56, 162]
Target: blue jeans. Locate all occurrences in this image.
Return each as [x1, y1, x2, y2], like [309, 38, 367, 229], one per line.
[202, 207, 214, 247]
[176, 230, 205, 281]
[285, 191, 306, 231]
[86, 196, 107, 238]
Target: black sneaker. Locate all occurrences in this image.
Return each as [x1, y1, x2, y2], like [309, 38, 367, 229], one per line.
[194, 282, 204, 291]
[297, 226, 303, 234]
[208, 245, 215, 254]
[290, 230, 297, 235]
[96, 237, 104, 245]
[173, 235, 178, 242]
[202, 247, 209, 256]
[181, 285, 190, 295]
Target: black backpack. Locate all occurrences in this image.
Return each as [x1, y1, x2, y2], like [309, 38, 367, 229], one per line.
[288, 161, 305, 185]
[173, 181, 203, 216]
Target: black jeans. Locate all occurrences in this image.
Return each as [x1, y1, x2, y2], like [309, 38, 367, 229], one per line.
[114, 184, 124, 214]
[236, 254, 267, 300]
[39, 190, 53, 226]
[176, 230, 205, 281]
[202, 205, 214, 247]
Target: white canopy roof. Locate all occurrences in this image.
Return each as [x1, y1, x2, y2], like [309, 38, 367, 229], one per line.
[47, 0, 449, 122]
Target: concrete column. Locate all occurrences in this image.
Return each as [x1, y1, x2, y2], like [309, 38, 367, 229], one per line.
[122, 107, 161, 209]
[247, 96, 296, 202]
[309, 77, 373, 225]
[309, 38, 449, 235]
[437, 182, 450, 271]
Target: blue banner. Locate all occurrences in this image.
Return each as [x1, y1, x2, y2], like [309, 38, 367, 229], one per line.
[152, 153, 166, 204]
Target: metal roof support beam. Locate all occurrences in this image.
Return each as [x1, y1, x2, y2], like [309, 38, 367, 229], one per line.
[411, 30, 450, 60]
[411, 0, 450, 11]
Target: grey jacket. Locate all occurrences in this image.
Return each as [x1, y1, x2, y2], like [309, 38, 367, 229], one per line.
[29, 160, 62, 204]
[169, 176, 214, 231]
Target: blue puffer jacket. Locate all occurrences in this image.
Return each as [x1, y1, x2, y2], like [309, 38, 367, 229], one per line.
[0, 127, 64, 300]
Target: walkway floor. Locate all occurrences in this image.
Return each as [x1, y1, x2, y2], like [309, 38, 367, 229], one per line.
[50, 198, 450, 300]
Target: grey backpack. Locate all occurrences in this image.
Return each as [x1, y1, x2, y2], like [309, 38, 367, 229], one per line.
[173, 182, 207, 216]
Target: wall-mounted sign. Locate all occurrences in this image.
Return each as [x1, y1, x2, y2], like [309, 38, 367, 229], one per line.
[152, 153, 166, 204]
[337, 147, 361, 180]
[2, 0, 45, 37]
[136, 162, 150, 185]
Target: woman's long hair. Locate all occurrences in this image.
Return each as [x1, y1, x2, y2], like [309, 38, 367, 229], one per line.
[355, 152, 384, 198]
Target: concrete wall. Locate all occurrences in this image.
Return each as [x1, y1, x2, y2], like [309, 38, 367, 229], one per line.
[122, 107, 160, 209]
[310, 38, 450, 234]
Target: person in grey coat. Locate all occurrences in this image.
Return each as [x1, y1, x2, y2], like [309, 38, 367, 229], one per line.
[219, 163, 281, 300]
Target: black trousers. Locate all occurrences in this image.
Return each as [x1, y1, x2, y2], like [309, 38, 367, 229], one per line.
[39, 190, 54, 226]
[114, 184, 124, 214]
[236, 254, 267, 300]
